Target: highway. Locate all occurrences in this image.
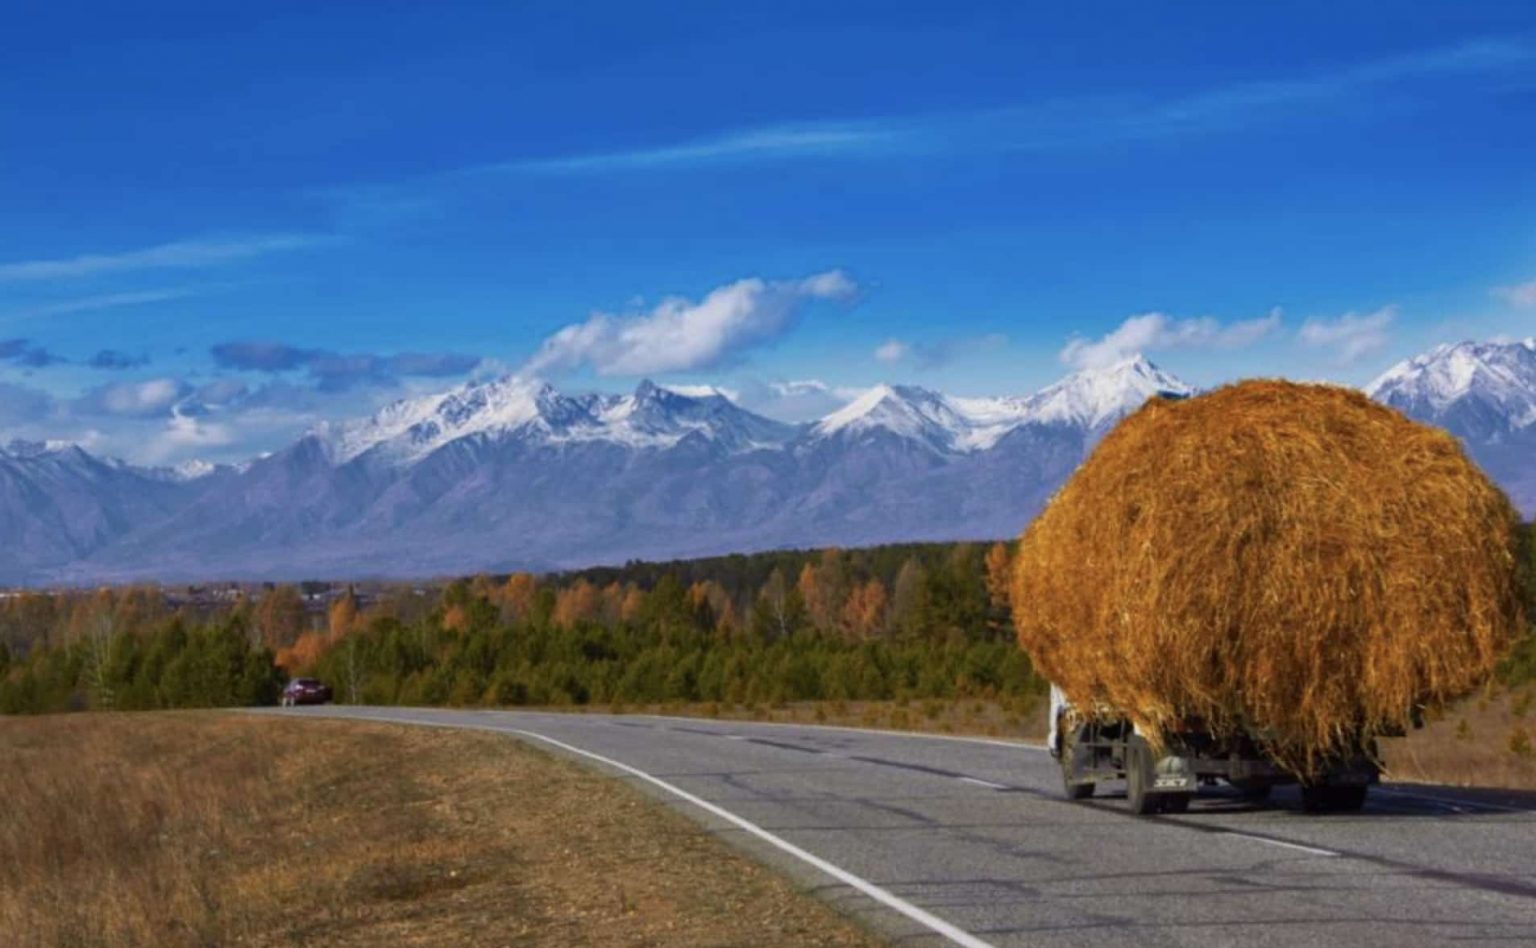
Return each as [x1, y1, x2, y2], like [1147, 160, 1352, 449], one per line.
[265, 706, 1536, 947]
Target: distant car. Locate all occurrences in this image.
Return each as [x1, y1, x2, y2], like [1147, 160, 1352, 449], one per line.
[280, 678, 333, 707]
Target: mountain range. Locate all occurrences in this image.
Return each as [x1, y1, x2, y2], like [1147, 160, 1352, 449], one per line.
[1, 340, 1532, 584]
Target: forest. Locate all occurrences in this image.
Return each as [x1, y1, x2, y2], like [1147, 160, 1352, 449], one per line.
[0, 541, 1041, 715]
[2, 526, 1532, 717]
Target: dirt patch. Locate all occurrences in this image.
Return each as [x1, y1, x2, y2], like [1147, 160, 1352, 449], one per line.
[0, 712, 880, 947]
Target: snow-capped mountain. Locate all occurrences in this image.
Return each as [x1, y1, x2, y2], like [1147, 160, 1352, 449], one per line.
[1367, 338, 1536, 441]
[323, 377, 796, 465]
[1365, 338, 1536, 516]
[2, 344, 1531, 585]
[0, 440, 205, 580]
[813, 384, 977, 452]
[1012, 355, 1194, 429]
[810, 356, 1192, 453]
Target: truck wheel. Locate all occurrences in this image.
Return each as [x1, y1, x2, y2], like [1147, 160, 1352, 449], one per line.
[1327, 785, 1368, 812]
[1230, 779, 1273, 804]
[1302, 784, 1368, 813]
[1125, 739, 1160, 816]
[1063, 766, 1095, 800]
[1059, 728, 1095, 800]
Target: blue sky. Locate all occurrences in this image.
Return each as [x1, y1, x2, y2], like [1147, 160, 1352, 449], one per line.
[3, 1, 1535, 463]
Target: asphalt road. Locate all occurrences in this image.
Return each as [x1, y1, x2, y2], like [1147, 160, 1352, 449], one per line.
[263, 706, 1536, 947]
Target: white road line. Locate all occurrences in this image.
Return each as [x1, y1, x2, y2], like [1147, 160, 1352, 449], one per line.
[1223, 832, 1339, 857]
[333, 711, 996, 948]
[724, 735, 748, 740]
[957, 776, 1010, 790]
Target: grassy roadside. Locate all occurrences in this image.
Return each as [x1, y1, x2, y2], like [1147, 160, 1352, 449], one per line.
[1380, 684, 1536, 790]
[0, 713, 880, 947]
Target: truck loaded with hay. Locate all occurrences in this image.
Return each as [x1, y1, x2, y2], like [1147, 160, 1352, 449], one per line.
[1011, 381, 1527, 815]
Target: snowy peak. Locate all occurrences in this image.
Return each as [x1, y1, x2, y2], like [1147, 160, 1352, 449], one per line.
[1367, 339, 1536, 433]
[322, 376, 794, 465]
[1017, 355, 1194, 430]
[810, 356, 1193, 453]
[322, 375, 551, 464]
[590, 379, 795, 451]
[813, 384, 970, 450]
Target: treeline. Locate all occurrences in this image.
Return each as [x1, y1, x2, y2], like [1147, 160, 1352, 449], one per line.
[2, 525, 1533, 716]
[0, 542, 1039, 714]
[0, 616, 281, 714]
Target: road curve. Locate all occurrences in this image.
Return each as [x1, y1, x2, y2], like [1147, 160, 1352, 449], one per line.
[258, 707, 1536, 947]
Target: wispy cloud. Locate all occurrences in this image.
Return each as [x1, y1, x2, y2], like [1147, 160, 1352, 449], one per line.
[483, 38, 1533, 175]
[1299, 305, 1397, 364]
[524, 270, 858, 377]
[0, 236, 321, 282]
[10, 287, 202, 319]
[736, 377, 866, 423]
[500, 124, 897, 174]
[874, 333, 1008, 369]
[1061, 310, 1281, 369]
[1493, 279, 1536, 307]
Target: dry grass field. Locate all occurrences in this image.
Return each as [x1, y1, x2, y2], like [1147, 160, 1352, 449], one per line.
[1381, 684, 1536, 790]
[0, 712, 879, 948]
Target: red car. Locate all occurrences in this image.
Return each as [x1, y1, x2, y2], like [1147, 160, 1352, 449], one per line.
[280, 678, 333, 707]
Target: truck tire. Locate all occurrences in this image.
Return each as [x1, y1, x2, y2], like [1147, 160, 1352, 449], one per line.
[1125, 738, 1161, 816]
[1302, 784, 1368, 813]
[1230, 779, 1273, 804]
[1059, 726, 1095, 800]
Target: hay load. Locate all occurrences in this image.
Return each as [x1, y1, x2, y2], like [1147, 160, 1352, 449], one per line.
[1011, 380, 1526, 773]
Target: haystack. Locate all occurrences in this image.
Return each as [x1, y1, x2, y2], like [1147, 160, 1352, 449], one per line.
[1011, 380, 1525, 774]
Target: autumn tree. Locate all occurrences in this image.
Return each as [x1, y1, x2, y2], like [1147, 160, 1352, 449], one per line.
[254, 585, 306, 650]
[328, 589, 360, 642]
[841, 579, 888, 640]
[553, 579, 602, 628]
[500, 573, 539, 623]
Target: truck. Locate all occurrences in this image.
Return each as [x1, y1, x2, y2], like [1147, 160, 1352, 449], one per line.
[1047, 684, 1380, 815]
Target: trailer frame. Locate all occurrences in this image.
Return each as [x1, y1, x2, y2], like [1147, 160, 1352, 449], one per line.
[1055, 712, 1380, 815]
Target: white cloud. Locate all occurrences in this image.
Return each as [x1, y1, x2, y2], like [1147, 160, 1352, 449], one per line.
[149, 411, 237, 462]
[874, 339, 910, 363]
[732, 378, 866, 422]
[77, 378, 190, 417]
[660, 383, 741, 402]
[524, 270, 857, 377]
[1492, 280, 1536, 308]
[1060, 309, 1281, 369]
[767, 379, 866, 400]
[1298, 305, 1397, 364]
[0, 235, 319, 282]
